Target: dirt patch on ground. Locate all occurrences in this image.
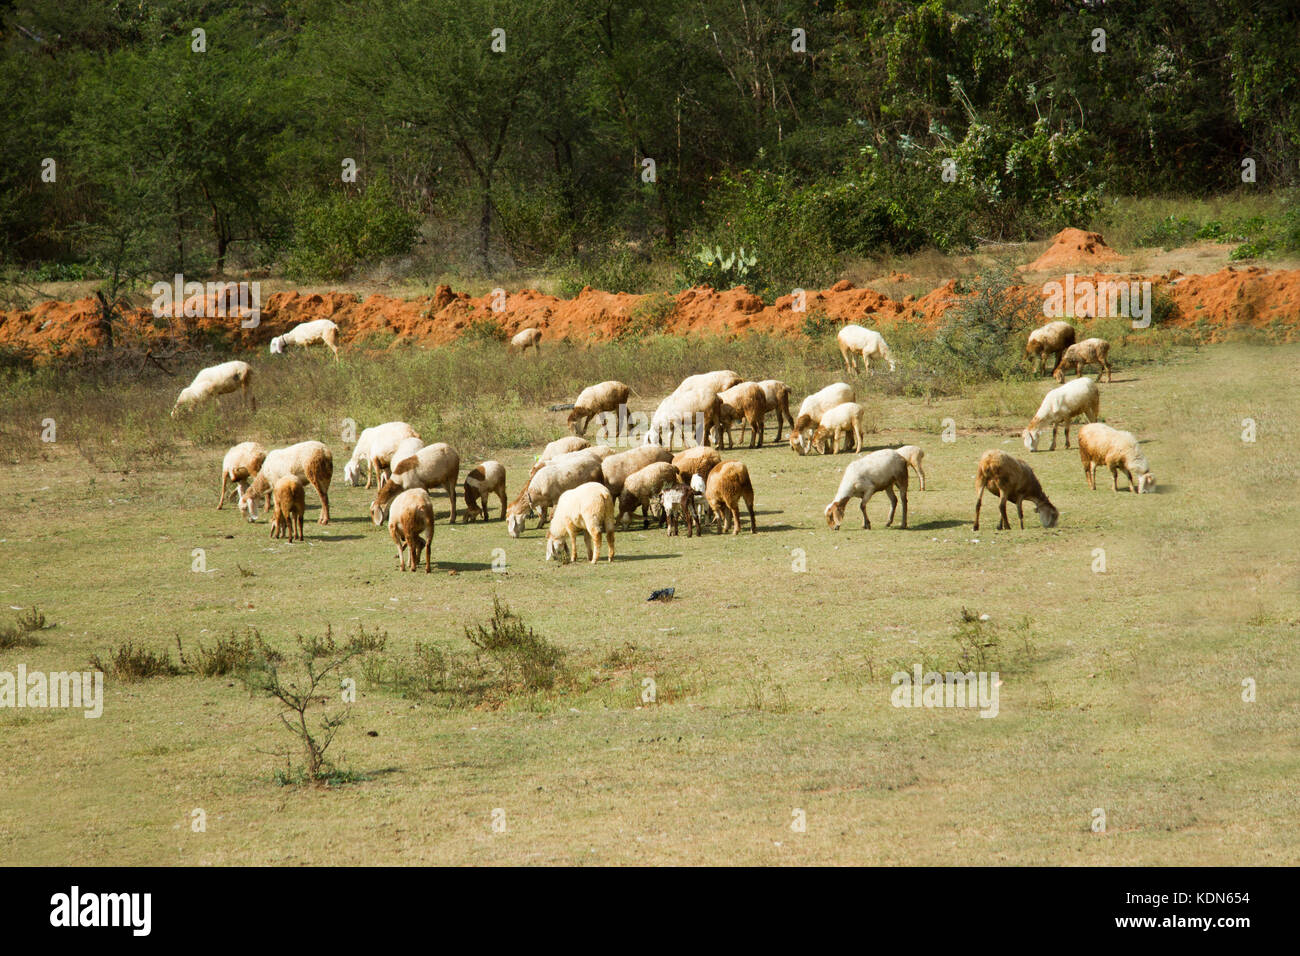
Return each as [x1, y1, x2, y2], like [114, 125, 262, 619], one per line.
[4, 231, 1298, 360]
[1023, 227, 1125, 272]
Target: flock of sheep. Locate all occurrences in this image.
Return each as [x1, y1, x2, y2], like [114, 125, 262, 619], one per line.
[188, 315, 1154, 572]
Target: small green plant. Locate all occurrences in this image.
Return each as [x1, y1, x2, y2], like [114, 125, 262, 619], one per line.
[89, 641, 181, 681]
[0, 607, 47, 650]
[619, 292, 675, 339]
[679, 243, 759, 291]
[177, 628, 282, 678]
[458, 313, 509, 344]
[464, 597, 566, 695]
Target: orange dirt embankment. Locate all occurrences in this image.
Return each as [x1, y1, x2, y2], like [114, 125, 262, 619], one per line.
[3, 230, 1298, 359]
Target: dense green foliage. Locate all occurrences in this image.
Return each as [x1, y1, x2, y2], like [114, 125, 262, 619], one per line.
[2, 0, 1298, 285]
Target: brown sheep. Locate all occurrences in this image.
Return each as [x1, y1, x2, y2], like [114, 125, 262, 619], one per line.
[705, 460, 756, 535]
[616, 462, 681, 529]
[1053, 337, 1112, 383]
[386, 488, 435, 572]
[973, 450, 1059, 531]
[1025, 321, 1077, 375]
[269, 475, 305, 542]
[601, 445, 674, 498]
[567, 381, 632, 436]
[218, 441, 266, 511]
[464, 461, 508, 521]
[757, 380, 795, 442]
[713, 382, 773, 448]
[672, 446, 722, 482]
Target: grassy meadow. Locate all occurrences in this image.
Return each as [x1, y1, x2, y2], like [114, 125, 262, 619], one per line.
[0, 338, 1297, 865]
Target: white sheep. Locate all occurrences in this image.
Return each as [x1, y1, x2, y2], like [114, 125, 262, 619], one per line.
[1077, 423, 1155, 493]
[837, 324, 896, 375]
[790, 382, 855, 454]
[974, 449, 1059, 530]
[892, 445, 927, 490]
[645, 385, 721, 449]
[811, 401, 868, 454]
[383, 487, 436, 572]
[238, 441, 333, 524]
[567, 381, 631, 436]
[269, 319, 340, 361]
[511, 327, 542, 354]
[344, 422, 420, 488]
[171, 360, 254, 416]
[824, 449, 909, 530]
[675, 370, 742, 395]
[545, 482, 617, 564]
[388, 436, 425, 473]
[1023, 377, 1101, 452]
[507, 453, 604, 537]
[539, 435, 591, 463]
[370, 443, 461, 524]
[217, 441, 266, 514]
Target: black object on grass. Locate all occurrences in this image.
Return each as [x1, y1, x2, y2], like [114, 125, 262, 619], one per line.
[647, 587, 675, 603]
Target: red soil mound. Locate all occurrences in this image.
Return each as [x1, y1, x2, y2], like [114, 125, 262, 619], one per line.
[1025, 228, 1124, 271]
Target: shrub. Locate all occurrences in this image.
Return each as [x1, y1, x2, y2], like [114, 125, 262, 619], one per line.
[0, 607, 46, 649]
[464, 597, 566, 695]
[284, 176, 419, 281]
[89, 641, 181, 681]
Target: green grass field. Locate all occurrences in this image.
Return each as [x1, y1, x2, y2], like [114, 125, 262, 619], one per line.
[1, 342, 1297, 865]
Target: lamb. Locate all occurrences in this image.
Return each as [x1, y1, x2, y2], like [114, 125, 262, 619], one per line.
[1025, 321, 1077, 375]
[672, 446, 722, 482]
[810, 402, 868, 455]
[837, 324, 896, 375]
[464, 460, 508, 521]
[171, 360, 254, 416]
[1077, 423, 1155, 493]
[616, 462, 681, 529]
[657, 482, 700, 537]
[601, 445, 674, 498]
[704, 460, 756, 535]
[892, 445, 927, 491]
[370, 443, 461, 525]
[645, 386, 721, 449]
[713, 382, 773, 448]
[1023, 377, 1101, 452]
[217, 441, 266, 514]
[824, 449, 909, 530]
[511, 327, 542, 354]
[507, 453, 605, 537]
[269, 475, 306, 542]
[567, 381, 631, 436]
[973, 450, 1059, 531]
[344, 421, 421, 488]
[756, 379, 795, 442]
[1053, 337, 1113, 383]
[269, 319, 340, 361]
[382, 487, 435, 573]
[790, 382, 856, 454]
[238, 441, 333, 524]
[689, 472, 709, 527]
[545, 483, 616, 564]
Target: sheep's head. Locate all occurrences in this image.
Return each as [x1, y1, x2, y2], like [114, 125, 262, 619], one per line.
[789, 430, 808, 456]
[343, 460, 361, 486]
[506, 512, 527, 538]
[269, 336, 284, 354]
[237, 489, 258, 521]
[810, 427, 830, 454]
[369, 500, 387, 526]
[824, 501, 845, 530]
[1035, 500, 1060, 528]
[544, 533, 567, 562]
[566, 409, 581, 432]
[1136, 473, 1156, 494]
[1022, 428, 1041, 452]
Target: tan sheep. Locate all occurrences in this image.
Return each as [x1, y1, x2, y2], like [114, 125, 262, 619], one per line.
[269, 475, 306, 542]
[616, 462, 681, 529]
[672, 446, 722, 482]
[545, 482, 617, 564]
[239, 441, 332, 524]
[508, 453, 605, 537]
[601, 445, 674, 498]
[218, 441, 266, 512]
[1053, 337, 1112, 383]
[567, 381, 631, 436]
[892, 445, 927, 491]
[645, 385, 722, 449]
[974, 450, 1059, 531]
[811, 402, 868, 454]
[511, 327, 542, 354]
[1077, 423, 1155, 493]
[705, 460, 756, 535]
[675, 370, 742, 395]
[385, 488, 435, 572]
[713, 382, 773, 448]
[171, 360, 254, 416]
[756, 379, 795, 442]
[464, 460, 508, 521]
[371, 443, 460, 525]
[790, 382, 855, 454]
[539, 435, 591, 461]
[1025, 321, 1077, 375]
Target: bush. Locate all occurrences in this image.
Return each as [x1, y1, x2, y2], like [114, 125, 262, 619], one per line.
[89, 641, 181, 681]
[0, 607, 46, 649]
[464, 597, 566, 695]
[284, 176, 419, 280]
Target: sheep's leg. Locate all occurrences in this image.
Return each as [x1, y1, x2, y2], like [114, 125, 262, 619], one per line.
[585, 528, 597, 563]
[313, 481, 330, 524]
[217, 474, 228, 509]
[973, 485, 986, 530]
[566, 528, 577, 564]
[884, 487, 898, 526]
[853, 421, 862, 453]
[1049, 425, 1059, 451]
[860, 496, 871, 529]
[998, 494, 1011, 531]
[729, 503, 742, 536]
[366, 458, 377, 489]
[1016, 499, 1026, 529]
[1063, 421, 1072, 449]
[746, 495, 756, 534]
[447, 479, 457, 524]
[899, 482, 908, 529]
[1111, 466, 1121, 492]
[497, 490, 507, 521]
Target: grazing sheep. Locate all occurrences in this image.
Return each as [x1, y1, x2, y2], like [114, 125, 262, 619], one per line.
[1053, 337, 1113, 383]
[704, 461, 756, 535]
[645, 386, 722, 449]
[1023, 377, 1101, 452]
[824, 449, 909, 530]
[672, 446, 722, 482]
[511, 327, 542, 354]
[811, 402, 868, 455]
[464, 460, 508, 521]
[371, 443, 460, 525]
[892, 445, 927, 491]
[383, 488, 435, 573]
[218, 441, 266, 514]
[837, 324, 896, 375]
[974, 450, 1059, 531]
[658, 482, 700, 537]
[567, 381, 631, 436]
[238, 441, 332, 524]
[507, 453, 605, 537]
[540, 435, 591, 461]
[790, 383, 856, 454]
[269, 319, 340, 361]
[601, 445, 675, 498]
[1025, 321, 1077, 375]
[675, 370, 742, 396]
[269, 475, 306, 542]
[617, 462, 681, 529]
[545, 483, 617, 564]
[529, 447, 607, 482]
[1077, 423, 1155, 493]
[171, 360, 254, 416]
[689, 472, 709, 527]
[344, 421, 420, 488]
[713, 382, 773, 448]
[756, 379, 795, 442]
[388, 436, 425, 473]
